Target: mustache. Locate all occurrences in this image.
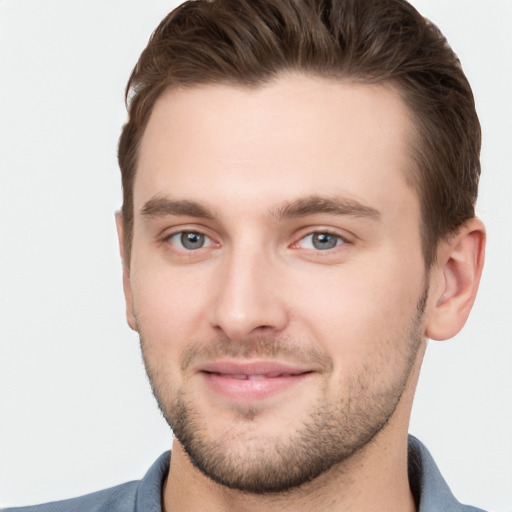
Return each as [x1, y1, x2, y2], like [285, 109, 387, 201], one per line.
[179, 336, 333, 373]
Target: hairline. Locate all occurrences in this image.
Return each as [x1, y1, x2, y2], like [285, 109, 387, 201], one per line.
[122, 72, 444, 269]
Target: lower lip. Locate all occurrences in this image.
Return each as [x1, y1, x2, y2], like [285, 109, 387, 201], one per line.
[201, 372, 312, 402]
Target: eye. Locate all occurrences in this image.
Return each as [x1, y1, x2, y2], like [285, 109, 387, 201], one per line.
[168, 231, 214, 251]
[297, 232, 344, 251]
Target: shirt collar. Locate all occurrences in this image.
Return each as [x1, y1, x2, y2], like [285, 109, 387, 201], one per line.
[408, 435, 483, 512]
[133, 437, 481, 512]
[134, 451, 170, 512]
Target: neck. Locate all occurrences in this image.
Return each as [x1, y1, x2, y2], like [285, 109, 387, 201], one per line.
[163, 344, 425, 512]
[163, 428, 415, 512]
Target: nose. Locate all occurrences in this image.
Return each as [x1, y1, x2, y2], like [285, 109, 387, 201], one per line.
[210, 245, 289, 341]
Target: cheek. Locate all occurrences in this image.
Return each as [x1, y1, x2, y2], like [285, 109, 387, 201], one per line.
[130, 261, 213, 355]
[288, 256, 424, 364]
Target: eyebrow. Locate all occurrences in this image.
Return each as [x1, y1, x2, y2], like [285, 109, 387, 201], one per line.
[140, 195, 380, 221]
[141, 197, 216, 220]
[272, 195, 381, 221]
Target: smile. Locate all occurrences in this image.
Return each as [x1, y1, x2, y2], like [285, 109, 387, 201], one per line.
[197, 361, 314, 402]
[207, 372, 303, 380]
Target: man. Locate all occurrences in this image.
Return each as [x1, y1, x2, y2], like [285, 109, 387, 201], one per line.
[5, 0, 487, 510]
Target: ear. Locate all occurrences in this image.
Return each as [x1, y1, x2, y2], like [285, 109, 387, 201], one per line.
[115, 212, 138, 332]
[425, 218, 485, 341]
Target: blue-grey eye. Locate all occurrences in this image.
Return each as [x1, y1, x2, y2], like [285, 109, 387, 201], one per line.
[300, 232, 343, 250]
[170, 231, 211, 250]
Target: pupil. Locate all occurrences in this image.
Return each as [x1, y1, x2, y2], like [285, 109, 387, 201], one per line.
[181, 232, 204, 249]
[312, 233, 337, 250]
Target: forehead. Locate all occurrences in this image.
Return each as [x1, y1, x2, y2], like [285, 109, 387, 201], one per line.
[135, 74, 418, 222]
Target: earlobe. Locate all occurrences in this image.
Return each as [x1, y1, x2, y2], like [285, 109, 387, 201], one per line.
[115, 212, 138, 332]
[425, 218, 486, 341]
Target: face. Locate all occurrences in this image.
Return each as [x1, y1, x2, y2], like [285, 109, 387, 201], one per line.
[123, 75, 429, 493]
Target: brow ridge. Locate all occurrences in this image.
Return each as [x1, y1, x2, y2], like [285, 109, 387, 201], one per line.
[140, 197, 216, 219]
[272, 195, 381, 220]
[139, 194, 380, 222]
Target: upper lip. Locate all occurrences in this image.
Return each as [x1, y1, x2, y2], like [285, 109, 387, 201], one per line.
[196, 360, 313, 377]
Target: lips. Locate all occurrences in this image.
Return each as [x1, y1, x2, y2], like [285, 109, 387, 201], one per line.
[199, 360, 310, 374]
[213, 372, 299, 380]
[196, 360, 313, 402]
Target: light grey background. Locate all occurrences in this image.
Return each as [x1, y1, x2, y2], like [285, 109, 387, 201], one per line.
[0, 1, 510, 510]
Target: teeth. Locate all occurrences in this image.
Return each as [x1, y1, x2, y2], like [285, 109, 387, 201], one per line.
[213, 372, 297, 379]
[267, 372, 289, 378]
[223, 373, 292, 380]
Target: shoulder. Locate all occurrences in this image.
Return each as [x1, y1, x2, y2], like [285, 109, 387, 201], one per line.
[1, 481, 138, 512]
[408, 436, 488, 512]
[2, 451, 170, 512]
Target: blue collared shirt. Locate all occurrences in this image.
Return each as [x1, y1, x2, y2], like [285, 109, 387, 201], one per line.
[2, 436, 487, 512]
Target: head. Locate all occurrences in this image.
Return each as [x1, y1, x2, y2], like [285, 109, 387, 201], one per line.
[119, 0, 481, 270]
[116, 0, 485, 497]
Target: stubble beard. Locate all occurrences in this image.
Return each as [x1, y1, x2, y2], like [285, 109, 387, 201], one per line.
[140, 288, 428, 495]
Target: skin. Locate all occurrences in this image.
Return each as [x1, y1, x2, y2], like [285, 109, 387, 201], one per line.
[117, 74, 485, 512]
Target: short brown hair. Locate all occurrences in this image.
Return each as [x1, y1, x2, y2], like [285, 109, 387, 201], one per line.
[118, 0, 481, 268]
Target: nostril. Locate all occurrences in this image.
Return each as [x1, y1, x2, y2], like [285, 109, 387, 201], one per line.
[254, 324, 273, 331]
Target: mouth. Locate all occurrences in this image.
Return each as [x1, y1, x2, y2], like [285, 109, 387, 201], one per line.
[196, 360, 314, 402]
[207, 372, 307, 380]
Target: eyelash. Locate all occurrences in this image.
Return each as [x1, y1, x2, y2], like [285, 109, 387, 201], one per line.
[293, 231, 346, 251]
[166, 231, 217, 251]
[163, 229, 348, 254]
